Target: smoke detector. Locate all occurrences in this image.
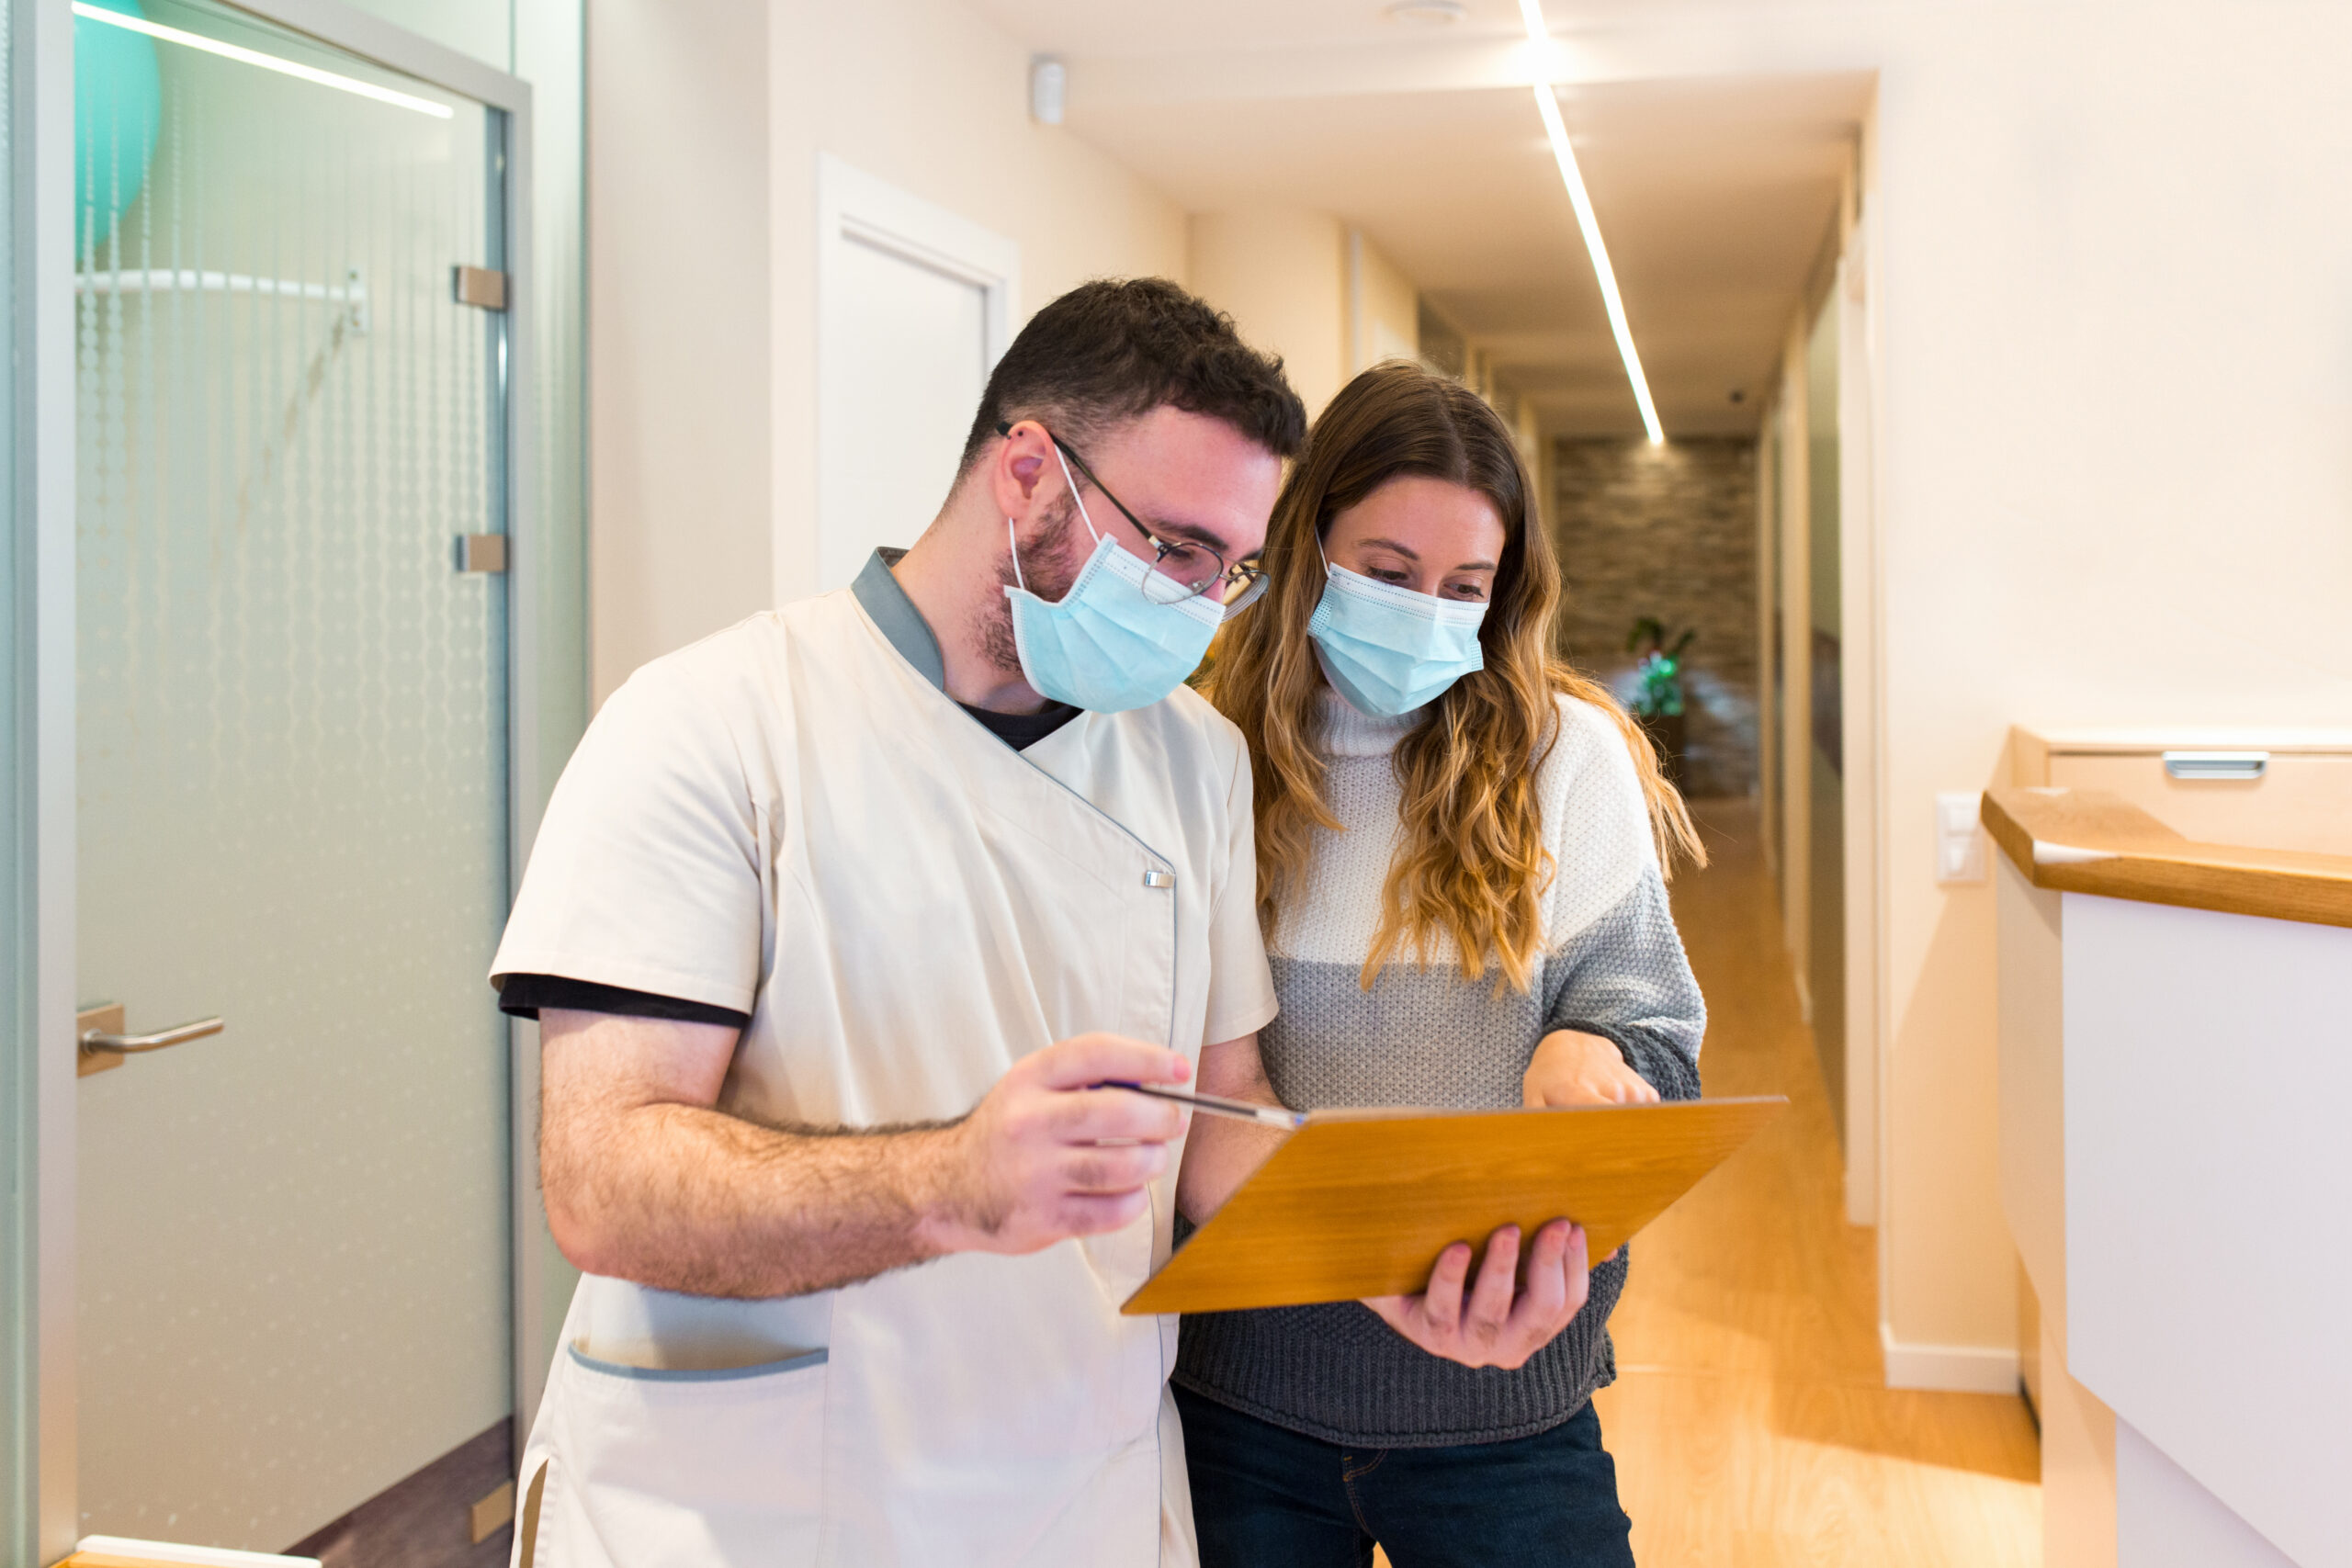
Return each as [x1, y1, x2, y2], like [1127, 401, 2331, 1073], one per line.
[1030, 57, 1066, 125]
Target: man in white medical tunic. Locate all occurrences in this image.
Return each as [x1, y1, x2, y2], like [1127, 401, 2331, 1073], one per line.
[490, 280, 1309, 1567]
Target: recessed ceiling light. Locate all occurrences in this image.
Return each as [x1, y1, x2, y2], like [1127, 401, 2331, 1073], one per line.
[1519, 0, 1664, 443]
[1384, 1, 1469, 24]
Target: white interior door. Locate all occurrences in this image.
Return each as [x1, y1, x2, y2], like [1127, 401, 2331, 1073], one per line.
[825, 238, 987, 588]
[815, 156, 1017, 594]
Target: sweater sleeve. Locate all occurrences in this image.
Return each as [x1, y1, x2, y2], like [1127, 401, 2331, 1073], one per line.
[1538, 868, 1704, 1102]
[1529, 695, 1705, 1101]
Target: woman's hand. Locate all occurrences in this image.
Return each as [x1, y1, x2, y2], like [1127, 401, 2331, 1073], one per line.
[1361, 1221, 1590, 1370]
[1523, 1029, 1660, 1108]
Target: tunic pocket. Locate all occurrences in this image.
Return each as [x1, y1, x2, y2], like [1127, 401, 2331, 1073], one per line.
[537, 1345, 828, 1568]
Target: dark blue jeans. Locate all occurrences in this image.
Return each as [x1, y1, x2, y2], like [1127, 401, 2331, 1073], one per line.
[1176, 1384, 1636, 1568]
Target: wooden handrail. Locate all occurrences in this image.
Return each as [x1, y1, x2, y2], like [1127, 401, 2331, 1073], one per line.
[1981, 786, 2352, 929]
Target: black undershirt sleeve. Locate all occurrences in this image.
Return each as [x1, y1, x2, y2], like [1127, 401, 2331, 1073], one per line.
[498, 973, 750, 1030]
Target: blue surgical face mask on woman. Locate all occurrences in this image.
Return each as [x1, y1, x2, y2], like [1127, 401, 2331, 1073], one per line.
[1306, 544, 1488, 717]
[1002, 444, 1226, 713]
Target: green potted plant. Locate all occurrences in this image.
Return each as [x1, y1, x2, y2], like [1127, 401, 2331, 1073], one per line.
[1624, 616, 1696, 786]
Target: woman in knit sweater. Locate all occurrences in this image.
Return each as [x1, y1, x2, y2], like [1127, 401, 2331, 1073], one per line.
[1177, 362, 1707, 1567]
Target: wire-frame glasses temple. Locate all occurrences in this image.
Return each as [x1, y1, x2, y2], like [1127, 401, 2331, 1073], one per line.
[996, 420, 1268, 609]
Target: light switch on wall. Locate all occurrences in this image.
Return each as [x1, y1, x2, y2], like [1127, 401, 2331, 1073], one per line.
[1936, 791, 1989, 884]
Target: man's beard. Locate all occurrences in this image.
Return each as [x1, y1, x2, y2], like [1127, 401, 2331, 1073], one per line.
[978, 492, 1083, 681]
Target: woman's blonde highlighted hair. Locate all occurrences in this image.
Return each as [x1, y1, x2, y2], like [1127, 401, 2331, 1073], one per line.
[1200, 361, 1703, 993]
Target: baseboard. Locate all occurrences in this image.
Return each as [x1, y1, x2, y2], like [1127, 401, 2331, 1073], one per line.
[1881, 1323, 2023, 1393]
[1843, 1162, 1876, 1226]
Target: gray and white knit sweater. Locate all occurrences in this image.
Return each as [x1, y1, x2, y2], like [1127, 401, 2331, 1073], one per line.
[1173, 690, 1706, 1447]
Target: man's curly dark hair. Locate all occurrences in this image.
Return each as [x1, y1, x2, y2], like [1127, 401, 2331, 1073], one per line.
[958, 277, 1307, 478]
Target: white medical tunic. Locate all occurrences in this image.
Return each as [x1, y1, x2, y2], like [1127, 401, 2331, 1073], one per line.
[491, 552, 1276, 1567]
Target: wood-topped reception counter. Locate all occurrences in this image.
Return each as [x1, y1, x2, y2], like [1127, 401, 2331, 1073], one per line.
[1984, 786, 2351, 1568]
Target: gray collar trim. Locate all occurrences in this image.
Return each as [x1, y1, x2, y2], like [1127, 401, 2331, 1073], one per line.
[851, 547, 947, 692]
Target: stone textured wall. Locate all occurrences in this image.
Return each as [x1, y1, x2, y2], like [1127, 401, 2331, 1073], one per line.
[1551, 437, 1759, 799]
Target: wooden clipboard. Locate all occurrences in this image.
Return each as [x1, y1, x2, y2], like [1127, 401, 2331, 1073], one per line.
[1123, 1095, 1786, 1315]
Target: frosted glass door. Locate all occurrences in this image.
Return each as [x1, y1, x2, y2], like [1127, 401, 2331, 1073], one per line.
[74, 0, 511, 1550]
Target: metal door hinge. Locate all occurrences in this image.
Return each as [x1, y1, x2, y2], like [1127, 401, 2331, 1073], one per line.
[456, 534, 508, 573]
[453, 265, 508, 311]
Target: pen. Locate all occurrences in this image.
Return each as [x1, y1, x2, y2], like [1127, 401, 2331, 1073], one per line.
[1100, 1081, 1307, 1131]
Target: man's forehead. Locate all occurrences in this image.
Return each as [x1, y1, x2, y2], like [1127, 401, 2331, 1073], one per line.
[1096, 410, 1281, 555]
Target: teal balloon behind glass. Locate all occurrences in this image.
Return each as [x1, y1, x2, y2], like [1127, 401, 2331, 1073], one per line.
[76, 3, 164, 259]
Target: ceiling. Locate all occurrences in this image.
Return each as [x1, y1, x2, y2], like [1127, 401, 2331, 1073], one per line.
[967, 1, 1871, 438]
[962, 0, 1698, 59]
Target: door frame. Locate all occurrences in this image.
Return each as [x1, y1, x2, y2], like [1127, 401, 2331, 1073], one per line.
[808, 152, 1018, 600]
[11, 1, 542, 1558]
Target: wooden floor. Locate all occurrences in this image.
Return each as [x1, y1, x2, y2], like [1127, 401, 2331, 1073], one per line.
[1587, 797, 2041, 1565]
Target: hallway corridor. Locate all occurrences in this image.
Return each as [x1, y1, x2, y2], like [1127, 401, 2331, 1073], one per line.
[1589, 798, 2040, 1565]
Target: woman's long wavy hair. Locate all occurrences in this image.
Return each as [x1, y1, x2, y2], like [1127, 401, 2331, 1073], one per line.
[1200, 361, 1704, 992]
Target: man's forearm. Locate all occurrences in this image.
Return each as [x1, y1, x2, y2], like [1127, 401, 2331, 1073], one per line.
[548, 1100, 967, 1299]
[540, 1010, 1191, 1298]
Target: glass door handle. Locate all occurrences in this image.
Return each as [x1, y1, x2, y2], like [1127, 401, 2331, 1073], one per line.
[76, 1003, 223, 1077]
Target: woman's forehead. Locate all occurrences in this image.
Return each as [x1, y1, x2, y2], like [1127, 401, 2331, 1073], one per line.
[1331, 476, 1508, 561]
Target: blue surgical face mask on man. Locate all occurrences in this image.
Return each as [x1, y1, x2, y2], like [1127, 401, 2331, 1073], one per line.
[1002, 445, 1225, 714]
[1306, 545, 1488, 717]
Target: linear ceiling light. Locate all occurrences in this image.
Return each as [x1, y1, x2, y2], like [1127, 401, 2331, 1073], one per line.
[73, 2, 454, 119]
[1517, 0, 1663, 443]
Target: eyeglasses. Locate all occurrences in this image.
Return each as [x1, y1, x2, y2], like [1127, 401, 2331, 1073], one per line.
[997, 421, 1268, 611]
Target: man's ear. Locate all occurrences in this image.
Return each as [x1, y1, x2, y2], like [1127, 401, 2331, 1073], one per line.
[989, 421, 1055, 520]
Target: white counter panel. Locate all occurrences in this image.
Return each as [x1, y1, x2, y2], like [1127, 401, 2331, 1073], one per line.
[2116, 1418, 2301, 1568]
[2063, 894, 2352, 1568]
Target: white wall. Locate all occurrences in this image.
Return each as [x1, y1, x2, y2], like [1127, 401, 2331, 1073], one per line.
[1773, 308, 1812, 1007]
[587, 0, 1190, 701]
[1510, 398, 1548, 536]
[1188, 212, 1428, 420]
[1712, 0, 2352, 1375]
[586, 0, 774, 705]
[1189, 208, 1346, 417]
[1349, 229, 1419, 374]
